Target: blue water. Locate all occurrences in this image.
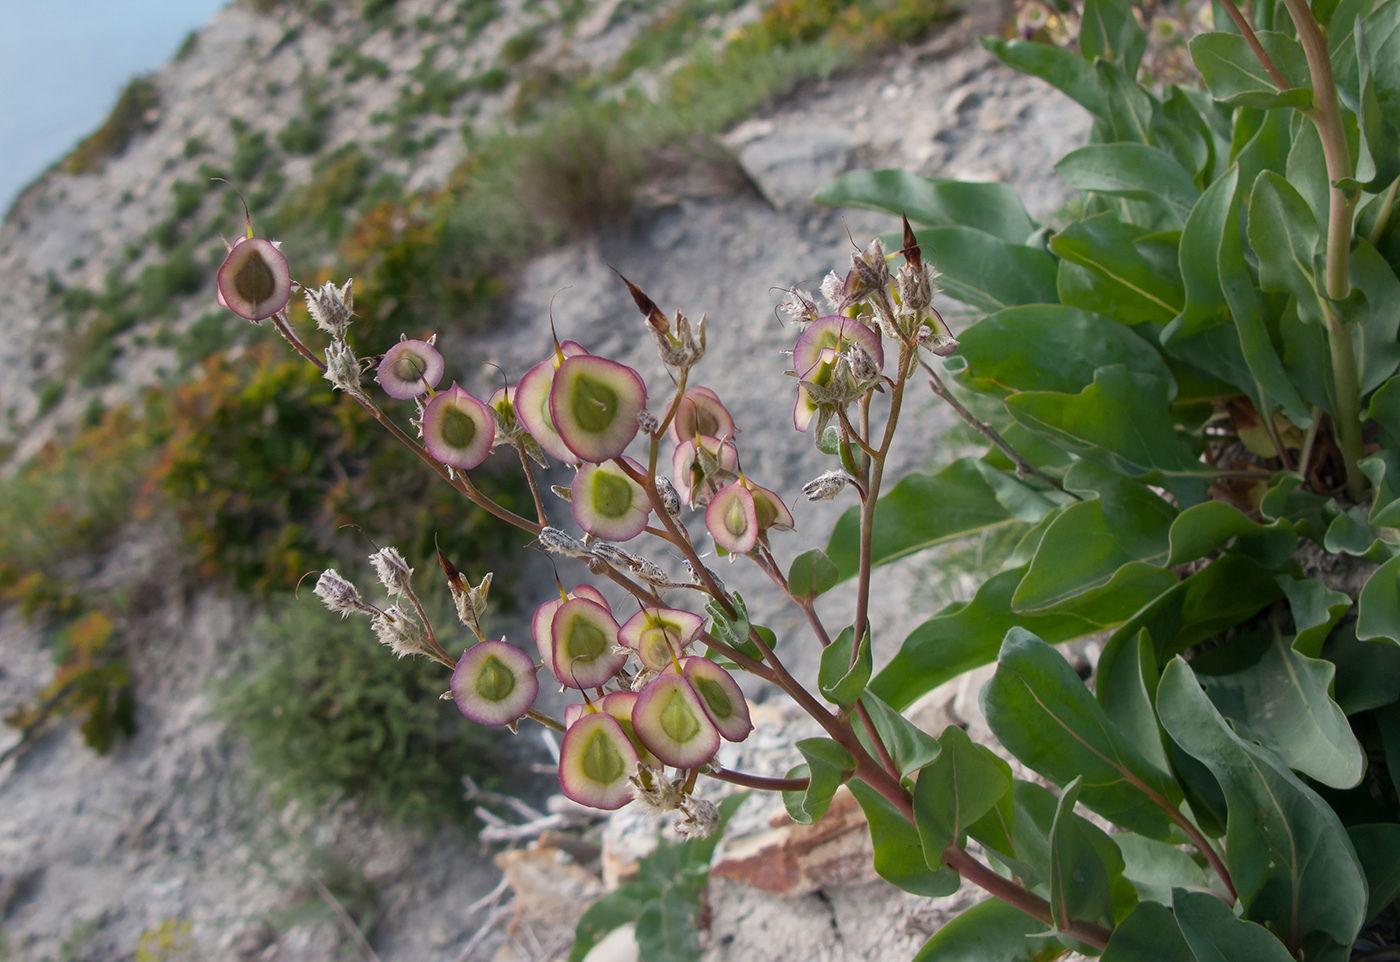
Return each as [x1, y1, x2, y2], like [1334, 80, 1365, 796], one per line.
[0, 0, 228, 214]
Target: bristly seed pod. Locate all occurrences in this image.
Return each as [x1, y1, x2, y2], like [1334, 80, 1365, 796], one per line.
[653, 476, 682, 519]
[217, 236, 291, 322]
[802, 470, 849, 502]
[450, 640, 538, 726]
[558, 712, 638, 810]
[376, 337, 445, 399]
[313, 568, 377, 619]
[538, 526, 596, 561]
[681, 656, 752, 742]
[570, 458, 652, 542]
[369, 546, 414, 598]
[631, 673, 720, 768]
[304, 278, 354, 339]
[422, 383, 495, 470]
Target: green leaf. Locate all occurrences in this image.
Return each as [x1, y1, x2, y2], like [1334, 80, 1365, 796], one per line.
[848, 778, 960, 898]
[1157, 659, 1367, 947]
[1013, 476, 1176, 611]
[954, 304, 1173, 397]
[1050, 213, 1185, 325]
[1246, 171, 1321, 312]
[1357, 553, 1400, 644]
[910, 896, 1057, 962]
[1279, 574, 1352, 657]
[812, 170, 1036, 242]
[1097, 59, 1158, 146]
[913, 726, 1013, 868]
[635, 884, 701, 962]
[1368, 375, 1400, 450]
[1116, 833, 1212, 905]
[872, 561, 1177, 710]
[1198, 629, 1364, 788]
[983, 629, 1183, 838]
[824, 458, 1019, 581]
[1189, 30, 1313, 108]
[703, 592, 764, 667]
[980, 36, 1107, 119]
[1348, 823, 1400, 922]
[1169, 168, 1236, 340]
[782, 738, 855, 825]
[1099, 630, 1172, 775]
[1056, 144, 1199, 224]
[1218, 163, 1311, 424]
[857, 691, 941, 777]
[1165, 500, 1297, 568]
[818, 625, 871, 708]
[902, 226, 1059, 313]
[1348, 239, 1400, 394]
[787, 548, 838, 599]
[569, 884, 653, 962]
[1101, 900, 1194, 962]
[1329, 622, 1400, 713]
[1048, 777, 1128, 930]
[1354, 16, 1400, 191]
[1005, 367, 1204, 494]
[1172, 889, 1298, 962]
[1080, 0, 1147, 74]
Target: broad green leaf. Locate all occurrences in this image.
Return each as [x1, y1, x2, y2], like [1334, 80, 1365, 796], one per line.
[1056, 144, 1199, 224]
[1349, 823, 1400, 922]
[1116, 834, 1212, 905]
[1368, 375, 1400, 450]
[1048, 778, 1129, 930]
[1169, 168, 1236, 339]
[1097, 59, 1158, 146]
[1353, 12, 1400, 191]
[1348, 239, 1400, 393]
[968, 458, 1063, 523]
[1080, 0, 1147, 73]
[857, 691, 941, 777]
[1328, 622, 1400, 713]
[1285, 114, 1330, 246]
[910, 896, 1057, 962]
[1357, 553, 1400, 644]
[1189, 30, 1313, 108]
[849, 778, 960, 897]
[1095, 552, 1285, 702]
[812, 170, 1035, 242]
[824, 458, 1019, 581]
[1198, 629, 1364, 788]
[1259, 471, 1333, 539]
[1323, 503, 1393, 559]
[1172, 889, 1298, 962]
[703, 592, 764, 667]
[1051, 213, 1185, 325]
[1101, 900, 1193, 962]
[872, 561, 1177, 710]
[782, 738, 855, 825]
[1364, 451, 1400, 528]
[1013, 477, 1176, 611]
[965, 787, 1020, 880]
[913, 726, 1012, 867]
[1099, 630, 1172, 775]
[1278, 575, 1352, 657]
[787, 548, 838, 599]
[954, 304, 1172, 397]
[1218, 163, 1312, 424]
[1165, 500, 1297, 568]
[818, 625, 871, 708]
[1247, 171, 1321, 313]
[980, 36, 1107, 118]
[1160, 85, 1219, 186]
[569, 885, 653, 962]
[1157, 659, 1367, 946]
[1006, 367, 1204, 493]
[635, 884, 701, 962]
[903, 226, 1059, 313]
[983, 629, 1183, 838]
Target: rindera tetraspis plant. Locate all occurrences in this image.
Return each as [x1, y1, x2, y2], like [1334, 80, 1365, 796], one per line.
[214, 1, 1400, 956]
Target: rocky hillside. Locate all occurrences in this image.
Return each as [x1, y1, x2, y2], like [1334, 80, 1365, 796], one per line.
[0, 0, 1095, 958]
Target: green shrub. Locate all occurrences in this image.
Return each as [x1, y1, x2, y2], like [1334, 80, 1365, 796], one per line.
[229, 121, 271, 182]
[63, 77, 160, 174]
[500, 26, 544, 64]
[277, 80, 335, 155]
[218, 598, 507, 826]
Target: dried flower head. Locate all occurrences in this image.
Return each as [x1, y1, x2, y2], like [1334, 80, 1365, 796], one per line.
[370, 546, 414, 598]
[313, 568, 377, 618]
[802, 470, 850, 501]
[305, 278, 354, 339]
[324, 338, 369, 402]
[676, 796, 720, 840]
[371, 606, 433, 659]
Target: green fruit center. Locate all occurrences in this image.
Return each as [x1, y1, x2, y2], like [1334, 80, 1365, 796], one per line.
[638, 629, 677, 668]
[658, 690, 701, 743]
[441, 405, 478, 449]
[591, 471, 635, 519]
[474, 654, 517, 702]
[694, 677, 733, 719]
[723, 497, 749, 538]
[562, 614, 609, 663]
[392, 351, 429, 384]
[233, 250, 277, 304]
[581, 727, 626, 784]
[571, 374, 620, 433]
